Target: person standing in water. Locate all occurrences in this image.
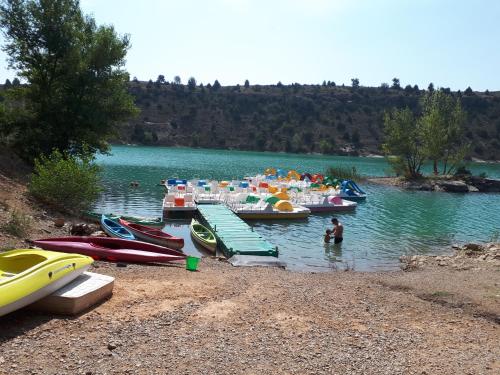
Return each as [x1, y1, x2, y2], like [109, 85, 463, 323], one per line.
[331, 218, 344, 244]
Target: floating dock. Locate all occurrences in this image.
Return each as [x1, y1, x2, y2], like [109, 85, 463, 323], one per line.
[197, 205, 278, 258]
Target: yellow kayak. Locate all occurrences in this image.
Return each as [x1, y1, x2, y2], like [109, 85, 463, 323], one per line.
[0, 249, 93, 317]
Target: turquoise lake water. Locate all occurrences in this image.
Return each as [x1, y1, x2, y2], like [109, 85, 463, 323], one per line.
[95, 146, 500, 271]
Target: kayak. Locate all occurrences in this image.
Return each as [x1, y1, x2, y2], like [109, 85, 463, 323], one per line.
[33, 237, 186, 264]
[82, 211, 164, 226]
[190, 219, 217, 253]
[118, 219, 184, 249]
[0, 249, 93, 317]
[100, 215, 135, 240]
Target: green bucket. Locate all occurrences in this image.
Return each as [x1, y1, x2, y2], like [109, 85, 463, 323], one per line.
[186, 256, 200, 271]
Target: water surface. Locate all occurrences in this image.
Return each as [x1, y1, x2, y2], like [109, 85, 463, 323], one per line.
[95, 146, 500, 271]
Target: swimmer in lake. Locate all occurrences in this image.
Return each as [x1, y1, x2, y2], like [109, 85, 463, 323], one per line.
[324, 229, 332, 243]
[331, 218, 343, 244]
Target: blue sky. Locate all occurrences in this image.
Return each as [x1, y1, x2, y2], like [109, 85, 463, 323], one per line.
[1, 0, 499, 90]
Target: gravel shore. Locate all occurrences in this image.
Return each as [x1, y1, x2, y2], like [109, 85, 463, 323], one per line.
[1, 253, 499, 375]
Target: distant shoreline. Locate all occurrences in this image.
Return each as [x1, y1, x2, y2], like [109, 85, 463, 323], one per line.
[110, 143, 500, 165]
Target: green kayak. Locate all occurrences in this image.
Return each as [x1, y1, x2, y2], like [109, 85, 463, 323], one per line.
[82, 211, 164, 226]
[190, 219, 217, 253]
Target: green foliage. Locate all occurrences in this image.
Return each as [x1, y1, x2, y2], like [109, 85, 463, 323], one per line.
[385, 156, 408, 177]
[392, 78, 400, 89]
[0, 0, 138, 161]
[319, 139, 334, 154]
[351, 78, 360, 88]
[156, 75, 165, 84]
[187, 77, 197, 91]
[382, 107, 424, 178]
[29, 149, 102, 213]
[2, 209, 31, 237]
[420, 90, 467, 174]
[326, 165, 362, 181]
[383, 92, 469, 177]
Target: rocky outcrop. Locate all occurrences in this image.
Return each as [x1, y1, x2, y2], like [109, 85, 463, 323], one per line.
[369, 176, 500, 193]
[69, 223, 99, 236]
[400, 243, 500, 271]
[434, 180, 470, 193]
[465, 177, 500, 192]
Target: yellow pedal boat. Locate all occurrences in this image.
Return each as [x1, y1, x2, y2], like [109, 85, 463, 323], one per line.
[0, 249, 93, 317]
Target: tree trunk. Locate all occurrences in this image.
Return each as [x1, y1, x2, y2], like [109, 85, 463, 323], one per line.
[433, 159, 438, 175]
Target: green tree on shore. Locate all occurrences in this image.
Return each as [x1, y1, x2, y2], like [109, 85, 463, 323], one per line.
[383, 91, 468, 177]
[0, 0, 137, 161]
[383, 107, 425, 178]
[420, 90, 467, 175]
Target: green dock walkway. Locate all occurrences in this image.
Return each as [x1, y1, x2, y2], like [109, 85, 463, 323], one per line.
[197, 205, 278, 257]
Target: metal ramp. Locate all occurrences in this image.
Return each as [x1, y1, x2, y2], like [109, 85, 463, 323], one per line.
[197, 205, 278, 258]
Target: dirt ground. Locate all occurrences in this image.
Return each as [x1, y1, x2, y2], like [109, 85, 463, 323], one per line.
[1, 161, 499, 374]
[0, 251, 499, 375]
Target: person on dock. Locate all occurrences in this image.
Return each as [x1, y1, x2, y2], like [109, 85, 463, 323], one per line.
[331, 218, 343, 244]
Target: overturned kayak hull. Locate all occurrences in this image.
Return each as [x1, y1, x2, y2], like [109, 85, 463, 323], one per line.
[0, 249, 92, 317]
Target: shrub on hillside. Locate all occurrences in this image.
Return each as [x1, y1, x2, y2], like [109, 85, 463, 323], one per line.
[2, 210, 31, 238]
[29, 150, 102, 214]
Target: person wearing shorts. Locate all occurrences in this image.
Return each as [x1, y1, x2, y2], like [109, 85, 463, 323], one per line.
[331, 218, 343, 244]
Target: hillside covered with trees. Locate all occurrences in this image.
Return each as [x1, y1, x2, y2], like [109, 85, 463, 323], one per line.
[119, 78, 500, 161]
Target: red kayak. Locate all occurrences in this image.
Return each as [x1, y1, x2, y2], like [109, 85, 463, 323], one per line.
[118, 219, 184, 249]
[33, 237, 186, 264]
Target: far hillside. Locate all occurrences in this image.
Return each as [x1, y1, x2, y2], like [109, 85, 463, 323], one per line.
[4, 78, 499, 160]
[121, 80, 500, 160]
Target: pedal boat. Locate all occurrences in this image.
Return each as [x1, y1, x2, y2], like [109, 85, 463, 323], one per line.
[0, 249, 93, 317]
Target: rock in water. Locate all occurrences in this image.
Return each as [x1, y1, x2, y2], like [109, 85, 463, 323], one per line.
[435, 180, 469, 193]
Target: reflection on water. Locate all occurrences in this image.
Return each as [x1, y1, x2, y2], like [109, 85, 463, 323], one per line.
[95, 146, 500, 271]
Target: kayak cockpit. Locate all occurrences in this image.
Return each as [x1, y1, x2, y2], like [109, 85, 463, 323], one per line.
[0, 253, 48, 276]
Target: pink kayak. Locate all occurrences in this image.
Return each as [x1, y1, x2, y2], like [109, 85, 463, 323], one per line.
[33, 237, 186, 264]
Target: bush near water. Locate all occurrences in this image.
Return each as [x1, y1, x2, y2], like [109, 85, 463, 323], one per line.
[29, 150, 101, 214]
[326, 166, 363, 181]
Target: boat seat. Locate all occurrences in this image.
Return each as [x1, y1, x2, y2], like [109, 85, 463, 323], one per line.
[165, 194, 175, 202]
[331, 196, 343, 205]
